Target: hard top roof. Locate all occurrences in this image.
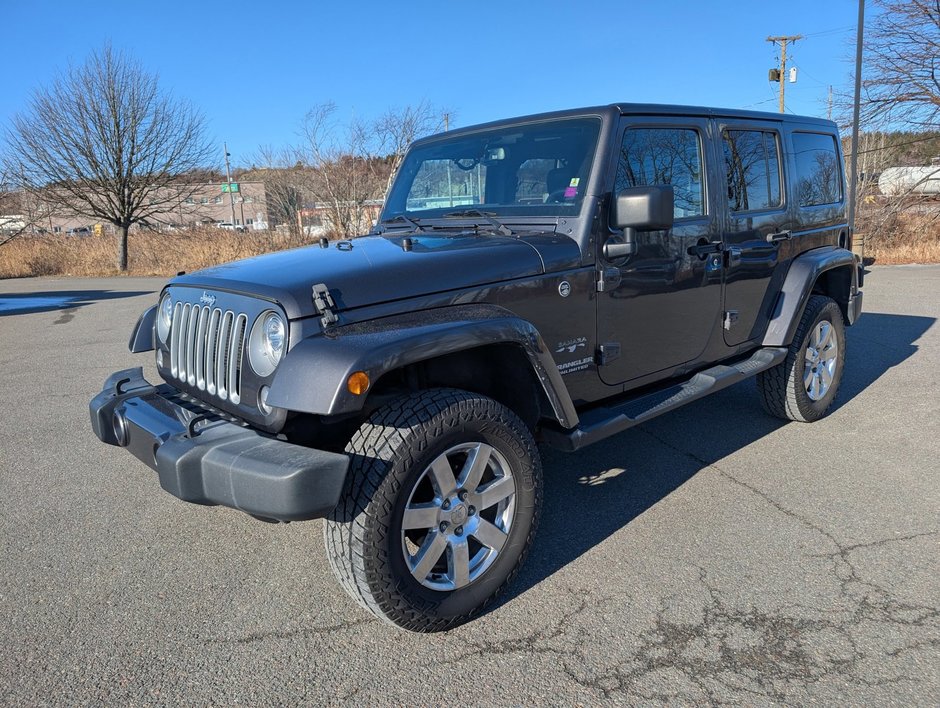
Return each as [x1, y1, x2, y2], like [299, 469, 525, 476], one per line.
[413, 103, 836, 145]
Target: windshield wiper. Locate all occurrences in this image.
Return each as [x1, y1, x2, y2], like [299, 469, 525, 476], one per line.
[378, 214, 425, 233]
[443, 209, 514, 237]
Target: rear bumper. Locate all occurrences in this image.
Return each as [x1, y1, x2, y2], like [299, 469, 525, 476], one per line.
[89, 368, 349, 521]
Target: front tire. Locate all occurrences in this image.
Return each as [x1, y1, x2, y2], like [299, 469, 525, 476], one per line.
[758, 294, 846, 422]
[324, 388, 542, 632]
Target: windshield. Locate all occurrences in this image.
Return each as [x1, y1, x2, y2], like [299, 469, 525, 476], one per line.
[383, 117, 602, 221]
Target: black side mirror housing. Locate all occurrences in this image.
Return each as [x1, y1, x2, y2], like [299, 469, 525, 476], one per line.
[605, 186, 675, 259]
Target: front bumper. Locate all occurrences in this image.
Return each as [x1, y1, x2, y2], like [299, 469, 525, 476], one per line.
[89, 368, 350, 521]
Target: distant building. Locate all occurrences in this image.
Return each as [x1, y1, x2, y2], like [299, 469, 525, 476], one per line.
[5, 181, 274, 234]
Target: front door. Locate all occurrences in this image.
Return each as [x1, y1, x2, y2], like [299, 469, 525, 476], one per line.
[597, 117, 723, 386]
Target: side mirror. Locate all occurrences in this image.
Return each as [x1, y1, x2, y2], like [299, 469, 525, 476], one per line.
[605, 186, 675, 259]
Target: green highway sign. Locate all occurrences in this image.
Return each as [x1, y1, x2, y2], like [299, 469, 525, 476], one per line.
[221, 183, 240, 193]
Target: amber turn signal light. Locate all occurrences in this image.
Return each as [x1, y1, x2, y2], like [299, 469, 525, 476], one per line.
[347, 371, 370, 395]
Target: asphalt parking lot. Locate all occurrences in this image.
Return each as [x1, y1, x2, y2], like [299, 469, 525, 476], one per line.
[1, 266, 938, 705]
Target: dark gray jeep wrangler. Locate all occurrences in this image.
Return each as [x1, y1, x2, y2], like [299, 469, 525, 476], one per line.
[90, 104, 863, 631]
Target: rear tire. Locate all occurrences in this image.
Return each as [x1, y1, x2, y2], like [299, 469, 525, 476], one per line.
[758, 294, 846, 422]
[324, 388, 542, 632]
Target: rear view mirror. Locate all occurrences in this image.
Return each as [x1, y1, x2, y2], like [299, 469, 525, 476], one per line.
[605, 186, 675, 260]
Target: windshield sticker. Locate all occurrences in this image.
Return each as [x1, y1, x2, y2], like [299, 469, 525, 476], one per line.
[564, 177, 580, 199]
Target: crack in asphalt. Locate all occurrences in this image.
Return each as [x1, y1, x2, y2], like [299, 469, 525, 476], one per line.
[436, 428, 938, 702]
[204, 616, 373, 645]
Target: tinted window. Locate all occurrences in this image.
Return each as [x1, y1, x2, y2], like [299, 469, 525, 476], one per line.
[616, 128, 704, 218]
[723, 130, 781, 211]
[792, 132, 842, 207]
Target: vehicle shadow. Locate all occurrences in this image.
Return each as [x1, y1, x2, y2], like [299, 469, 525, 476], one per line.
[501, 311, 936, 606]
[0, 289, 154, 316]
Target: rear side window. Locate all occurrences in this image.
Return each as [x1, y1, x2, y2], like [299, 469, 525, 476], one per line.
[616, 128, 705, 218]
[722, 130, 781, 212]
[792, 132, 843, 207]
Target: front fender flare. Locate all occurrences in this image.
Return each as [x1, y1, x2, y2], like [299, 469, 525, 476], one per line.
[266, 304, 579, 428]
[763, 246, 859, 347]
[128, 305, 156, 353]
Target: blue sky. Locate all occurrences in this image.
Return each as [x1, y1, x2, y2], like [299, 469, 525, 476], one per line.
[2, 0, 863, 166]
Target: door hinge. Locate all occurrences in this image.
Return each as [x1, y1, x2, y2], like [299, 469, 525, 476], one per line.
[596, 342, 621, 365]
[312, 283, 339, 329]
[723, 310, 739, 330]
[596, 267, 622, 292]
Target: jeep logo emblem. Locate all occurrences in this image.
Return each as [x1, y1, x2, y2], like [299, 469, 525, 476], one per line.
[199, 291, 217, 307]
[558, 281, 571, 298]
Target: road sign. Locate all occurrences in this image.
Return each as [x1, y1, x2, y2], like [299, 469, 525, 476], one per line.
[221, 183, 240, 193]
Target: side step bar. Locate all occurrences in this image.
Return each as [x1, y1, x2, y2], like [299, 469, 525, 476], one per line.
[542, 347, 787, 451]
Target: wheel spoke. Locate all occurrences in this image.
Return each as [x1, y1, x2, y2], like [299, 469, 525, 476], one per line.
[803, 365, 815, 389]
[449, 538, 470, 588]
[410, 530, 447, 580]
[458, 443, 493, 493]
[808, 374, 819, 399]
[474, 475, 515, 511]
[471, 518, 507, 552]
[819, 365, 833, 389]
[819, 346, 837, 362]
[817, 322, 832, 350]
[427, 455, 458, 498]
[402, 502, 439, 531]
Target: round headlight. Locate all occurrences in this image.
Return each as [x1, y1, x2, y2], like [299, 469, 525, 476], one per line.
[156, 293, 173, 342]
[248, 311, 286, 377]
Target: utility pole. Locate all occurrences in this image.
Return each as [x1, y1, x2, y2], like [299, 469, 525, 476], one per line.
[223, 143, 237, 227]
[767, 35, 802, 113]
[827, 85, 833, 120]
[443, 112, 450, 131]
[847, 0, 866, 259]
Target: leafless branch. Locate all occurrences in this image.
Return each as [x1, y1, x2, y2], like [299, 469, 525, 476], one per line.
[1, 44, 214, 269]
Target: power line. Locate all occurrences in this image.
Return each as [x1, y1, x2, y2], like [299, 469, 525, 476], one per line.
[853, 134, 940, 155]
[802, 25, 854, 38]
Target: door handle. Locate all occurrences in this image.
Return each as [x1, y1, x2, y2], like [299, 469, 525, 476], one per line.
[688, 240, 723, 259]
[767, 230, 792, 244]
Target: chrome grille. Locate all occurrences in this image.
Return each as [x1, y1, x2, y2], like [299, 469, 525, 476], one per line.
[169, 303, 248, 404]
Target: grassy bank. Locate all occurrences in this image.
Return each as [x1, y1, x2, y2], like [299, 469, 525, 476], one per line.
[857, 211, 940, 265]
[0, 228, 313, 279]
[1, 216, 938, 279]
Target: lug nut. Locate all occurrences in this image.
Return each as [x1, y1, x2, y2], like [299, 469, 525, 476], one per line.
[455, 526, 464, 536]
[458, 489, 468, 501]
[439, 522, 449, 533]
[442, 500, 451, 510]
[468, 506, 476, 516]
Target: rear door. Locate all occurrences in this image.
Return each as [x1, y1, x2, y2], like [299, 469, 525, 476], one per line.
[596, 116, 723, 385]
[717, 120, 793, 345]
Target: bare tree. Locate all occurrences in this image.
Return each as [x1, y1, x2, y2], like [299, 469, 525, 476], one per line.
[2, 45, 213, 270]
[374, 100, 448, 196]
[859, 0, 940, 129]
[248, 147, 310, 245]
[296, 101, 447, 239]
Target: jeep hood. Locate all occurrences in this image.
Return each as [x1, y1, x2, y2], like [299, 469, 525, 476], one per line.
[171, 232, 573, 319]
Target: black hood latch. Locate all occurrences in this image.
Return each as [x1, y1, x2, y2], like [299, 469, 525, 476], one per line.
[312, 283, 339, 329]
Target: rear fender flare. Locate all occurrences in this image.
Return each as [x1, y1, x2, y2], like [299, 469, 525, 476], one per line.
[266, 305, 579, 428]
[763, 246, 860, 347]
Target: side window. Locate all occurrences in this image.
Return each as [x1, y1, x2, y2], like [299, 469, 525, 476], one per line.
[616, 127, 704, 218]
[792, 132, 842, 207]
[723, 130, 781, 212]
